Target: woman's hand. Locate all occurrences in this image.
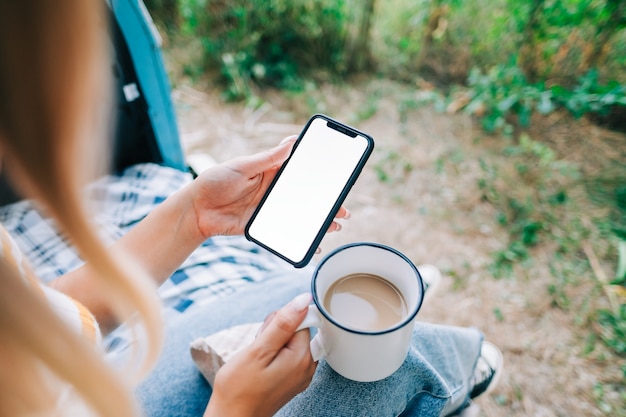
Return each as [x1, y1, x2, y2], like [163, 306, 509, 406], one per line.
[189, 137, 294, 237]
[189, 137, 350, 238]
[204, 293, 316, 417]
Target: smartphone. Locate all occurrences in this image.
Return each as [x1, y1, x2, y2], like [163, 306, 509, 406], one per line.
[245, 114, 374, 268]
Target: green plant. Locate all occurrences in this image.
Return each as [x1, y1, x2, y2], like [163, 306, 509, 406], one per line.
[463, 62, 626, 134]
[584, 170, 626, 357]
[373, 148, 413, 185]
[617, 240, 626, 285]
[464, 62, 556, 134]
[479, 134, 580, 278]
[152, 0, 626, 97]
[593, 237, 626, 358]
[177, 0, 349, 100]
[597, 303, 626, 355]
[479, 130, 626, 363]
[371, 0, 626, 86]
[553, 69, 626, 119]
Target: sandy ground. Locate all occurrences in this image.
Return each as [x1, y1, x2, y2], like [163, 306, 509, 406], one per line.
[170, 77, 625, 417]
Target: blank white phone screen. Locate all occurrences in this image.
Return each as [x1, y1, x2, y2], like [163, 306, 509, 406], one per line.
[247, 117, 369, 264]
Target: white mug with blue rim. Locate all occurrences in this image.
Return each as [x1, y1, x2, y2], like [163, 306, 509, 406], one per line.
[297, 242, 424, 382]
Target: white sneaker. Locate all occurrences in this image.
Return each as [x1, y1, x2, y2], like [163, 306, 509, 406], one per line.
[417, 264, 442, 300]
[469, 341, 503, 399]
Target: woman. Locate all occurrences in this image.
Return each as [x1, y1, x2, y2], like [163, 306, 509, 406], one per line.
[0, 1, 500, 416]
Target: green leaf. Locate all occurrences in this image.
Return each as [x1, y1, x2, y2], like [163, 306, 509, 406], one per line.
[497, 94, 519, 112]
[537, 92, 555, 114]
[518, 104, 532, 127]
[465, 98, 486, 115]
[601, 94, 617, 105]
[617, 240, 626, 282]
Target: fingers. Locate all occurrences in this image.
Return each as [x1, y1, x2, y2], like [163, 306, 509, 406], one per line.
[256, 311, 276, 337]
[315, 206, 352, 255]
[326, 207, 351, 233]
[254, 293, 312, 359]
[318, 219, 346, 254]
[335, 206, 351, 220]
[326, 221, 340, 233]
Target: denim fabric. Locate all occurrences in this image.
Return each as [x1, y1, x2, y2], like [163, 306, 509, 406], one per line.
[121, 270, 482, 417]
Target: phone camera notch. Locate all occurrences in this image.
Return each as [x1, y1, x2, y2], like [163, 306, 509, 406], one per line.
[327, 121, 357, 138]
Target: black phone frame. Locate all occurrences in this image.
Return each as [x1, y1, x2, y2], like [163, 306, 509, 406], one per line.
[244, 114, 375, 268]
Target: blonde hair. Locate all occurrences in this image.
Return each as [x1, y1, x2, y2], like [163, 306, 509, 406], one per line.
[0, 1, 163, 416]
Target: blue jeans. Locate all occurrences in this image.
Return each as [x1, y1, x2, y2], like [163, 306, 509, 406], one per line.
[110, 270, 482, 417]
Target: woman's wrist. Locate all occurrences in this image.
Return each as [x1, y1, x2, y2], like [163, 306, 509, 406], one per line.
[169, 181, 212, 245]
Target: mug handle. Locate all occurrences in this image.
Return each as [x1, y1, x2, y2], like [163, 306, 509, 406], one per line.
[296, 305, 326, 362]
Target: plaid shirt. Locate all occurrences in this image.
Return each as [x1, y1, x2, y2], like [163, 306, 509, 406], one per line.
[0, 163, 299, 351]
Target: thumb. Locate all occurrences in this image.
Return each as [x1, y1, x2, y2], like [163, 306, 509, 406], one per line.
[255, 293, 311, 352]
[235, 136, 296, 175]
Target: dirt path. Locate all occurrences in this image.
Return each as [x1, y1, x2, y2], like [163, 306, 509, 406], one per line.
[172, 78, 624, 417]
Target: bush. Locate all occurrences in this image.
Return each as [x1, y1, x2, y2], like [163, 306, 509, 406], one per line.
[177, 0, 349, 99]
[462, 63, 626, 134]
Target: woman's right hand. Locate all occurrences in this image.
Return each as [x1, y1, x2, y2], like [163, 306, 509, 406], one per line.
[204, 293, 317, 417]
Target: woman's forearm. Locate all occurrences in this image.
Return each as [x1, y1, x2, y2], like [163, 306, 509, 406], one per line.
[50, 182, 207, 333]
[110, 182, 207, 282]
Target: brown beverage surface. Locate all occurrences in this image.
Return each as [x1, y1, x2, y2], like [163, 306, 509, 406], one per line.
[324, 273, 407, 331]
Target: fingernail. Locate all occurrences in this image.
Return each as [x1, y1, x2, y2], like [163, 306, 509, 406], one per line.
[256, 313, 275, 337]
[280, 135, 296, 145]
[344, 209, 351, 219]
[335, 223, 342, 231]
[288, 293, 312, 312]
